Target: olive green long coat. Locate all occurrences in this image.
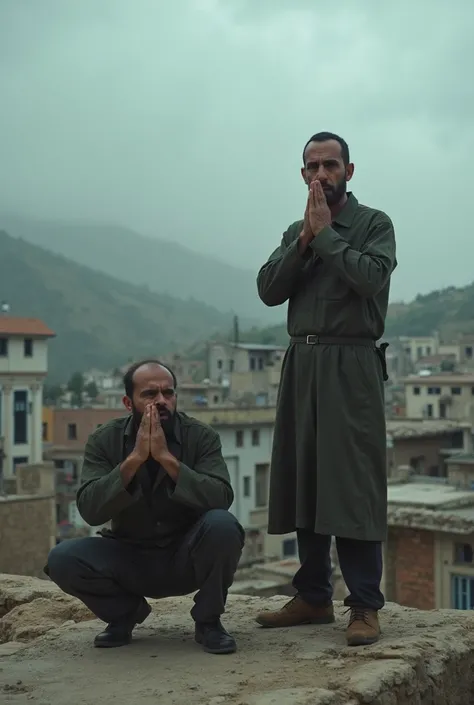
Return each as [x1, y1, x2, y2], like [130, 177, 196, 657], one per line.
[257, 193, 397, 542]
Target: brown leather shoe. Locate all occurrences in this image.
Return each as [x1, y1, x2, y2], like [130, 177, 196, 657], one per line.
[255, 596, 335, 628]
[346, 608, 380, 646]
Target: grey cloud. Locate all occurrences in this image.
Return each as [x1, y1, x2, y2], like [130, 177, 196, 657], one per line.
[0, 0, 472, 303]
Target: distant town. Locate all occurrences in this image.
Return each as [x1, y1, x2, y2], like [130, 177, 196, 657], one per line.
[1, 313, 474, 609]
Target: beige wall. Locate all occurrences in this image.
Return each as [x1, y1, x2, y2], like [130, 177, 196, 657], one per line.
[0, 495, 56, 578]
[405, 380, 474, 420]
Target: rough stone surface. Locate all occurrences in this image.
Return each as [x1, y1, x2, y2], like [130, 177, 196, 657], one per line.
[1, 575, 474, 704]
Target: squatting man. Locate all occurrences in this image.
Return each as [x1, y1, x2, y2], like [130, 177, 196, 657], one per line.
[45, 360, 244, 654]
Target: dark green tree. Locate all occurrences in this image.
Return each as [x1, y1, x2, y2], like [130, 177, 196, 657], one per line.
[85, 380, 99, 400]
[68, 372, 84, 407]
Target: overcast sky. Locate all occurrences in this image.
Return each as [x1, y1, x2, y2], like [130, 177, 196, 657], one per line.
[0, 0, 472, 302]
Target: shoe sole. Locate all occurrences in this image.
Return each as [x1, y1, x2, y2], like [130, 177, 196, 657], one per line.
[346, 635, 380, 647]
[194, 636, 236, 654]
[94, 639, 132, 648]
[255, 615, 335, 628]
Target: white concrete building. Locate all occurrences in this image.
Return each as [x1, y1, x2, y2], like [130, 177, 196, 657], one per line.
[0, 316, 55, 477]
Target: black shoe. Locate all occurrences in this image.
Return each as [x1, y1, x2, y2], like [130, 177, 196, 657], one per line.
[94, 601, 151, 648]
[194, 620, 236, 654]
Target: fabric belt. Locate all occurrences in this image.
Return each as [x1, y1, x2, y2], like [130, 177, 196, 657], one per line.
[290, 335, 389, 381]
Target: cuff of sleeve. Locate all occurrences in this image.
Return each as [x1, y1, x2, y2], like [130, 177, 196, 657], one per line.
[170, 463, 195, 506]
[286, 236, 313, 264]
[109, 464, 143, 509]
[309, 225, 343, 257]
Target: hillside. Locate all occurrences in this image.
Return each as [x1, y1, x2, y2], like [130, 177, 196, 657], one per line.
[237, 284, 474, 344]
[0, 231, 235, 382]
[0, 213, 279, 323]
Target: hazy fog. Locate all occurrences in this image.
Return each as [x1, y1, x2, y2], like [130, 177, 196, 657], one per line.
[1, 0, 473, 301]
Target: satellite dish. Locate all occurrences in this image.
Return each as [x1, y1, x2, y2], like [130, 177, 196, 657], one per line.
[1, 302, 10, 314]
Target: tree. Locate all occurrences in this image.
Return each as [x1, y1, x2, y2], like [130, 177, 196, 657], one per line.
[43, 384, 64, 406]
[85, 380, 99, 400]
[67, 372, 85, 407]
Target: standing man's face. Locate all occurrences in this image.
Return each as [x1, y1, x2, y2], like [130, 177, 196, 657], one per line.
[122, 363, 177, 436]
[301, 139, 354, 206]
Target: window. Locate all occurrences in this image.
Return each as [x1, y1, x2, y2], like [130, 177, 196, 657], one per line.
[451, 387, 462, 395]
[24, 338, 33, 357]
[416, 346, 423, 360]
[454, 543, 473, 564]
[413, 386, 421, 395]
[217, 359, 223, 369]
[426, 346, 431, 356]
[428, 387, 441, 395]
[229, 359, 234, 372]
[250, 358, 256, 371]
[451, 575, 474, 610]
[235, 430, 243, 447]
[426, 404, 433, 418]
[282, 538, 297, 558]
[213, 395, 219, 404]
[255, 463, 269, 507]
[252, 429, 260, 446]
[42, 422, 48, 441]
[258, 357, 264, 371]
[243, 476, 251, 497]
[13, 390, 28, 444]
[67, 423, 77, 440]
[465, 346, 473, 359]
[0, 338, 7, 357]
[439, 402, 447, 419]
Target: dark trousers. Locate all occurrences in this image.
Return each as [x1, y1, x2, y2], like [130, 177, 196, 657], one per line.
[293, 530, 385, 611]
[46, 509, 244, 625]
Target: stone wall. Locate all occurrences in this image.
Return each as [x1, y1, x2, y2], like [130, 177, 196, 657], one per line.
[1, 574, 474, 704]
[0, 497, 55, 578]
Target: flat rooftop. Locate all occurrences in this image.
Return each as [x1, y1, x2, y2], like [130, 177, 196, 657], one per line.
[388, 482, 474, 509]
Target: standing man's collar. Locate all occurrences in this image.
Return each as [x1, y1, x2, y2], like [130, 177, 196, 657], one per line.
[333, 192, 358, 228]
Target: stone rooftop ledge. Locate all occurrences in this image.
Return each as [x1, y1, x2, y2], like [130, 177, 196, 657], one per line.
[1, 575, 474, 705]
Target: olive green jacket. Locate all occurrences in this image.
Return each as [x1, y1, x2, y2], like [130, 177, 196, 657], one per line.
[76, 412, 233, 546]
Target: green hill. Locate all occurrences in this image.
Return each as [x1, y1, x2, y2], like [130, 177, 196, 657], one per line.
[0, 213, 280, 323]
[237, 284, 474, 344]
[0, 231, 234, 382]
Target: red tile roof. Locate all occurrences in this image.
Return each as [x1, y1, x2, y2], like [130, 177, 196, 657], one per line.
[0, 316, 55, 337]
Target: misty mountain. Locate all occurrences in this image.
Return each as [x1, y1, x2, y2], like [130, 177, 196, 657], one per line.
[0, 214, 281, 324]
[0, 230, 238, 382]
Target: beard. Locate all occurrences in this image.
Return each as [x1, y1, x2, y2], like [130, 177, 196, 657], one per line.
[319, 176, 347, 206]
[132, 403, 176, 437]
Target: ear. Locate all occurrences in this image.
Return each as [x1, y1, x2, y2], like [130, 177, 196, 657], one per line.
[301, 166, 309, 186]
[345, 163, 355, 182]
[123, 395, 132, 412]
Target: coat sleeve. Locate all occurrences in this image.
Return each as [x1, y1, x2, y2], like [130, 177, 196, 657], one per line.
[170, 429, 234, 512]
[309, 212, 397, 297]
[257, 223, 310, 306]
[76, 435, 142, 526]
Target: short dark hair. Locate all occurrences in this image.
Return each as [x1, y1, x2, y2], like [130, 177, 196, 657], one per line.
[302, 131, 350, 166]
[123, 359, 178, 398]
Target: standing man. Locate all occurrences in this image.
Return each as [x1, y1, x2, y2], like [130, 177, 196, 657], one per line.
[45, 359, 244, 654]
[255, 132, 396, 646]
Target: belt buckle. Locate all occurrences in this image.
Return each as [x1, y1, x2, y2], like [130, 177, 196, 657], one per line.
[306, 335, 318, 345]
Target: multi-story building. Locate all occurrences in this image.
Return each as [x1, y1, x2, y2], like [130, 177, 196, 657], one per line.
[0, 316, 55, 478]
[384, 473, 474, 611]
[207, 341, 286, 406]
[386, 418, 473, 478]
[403, 373, 474, 421]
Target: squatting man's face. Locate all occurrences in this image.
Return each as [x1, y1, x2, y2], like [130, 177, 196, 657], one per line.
[123, 363, 177, 436]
